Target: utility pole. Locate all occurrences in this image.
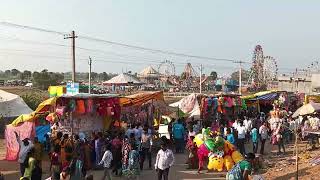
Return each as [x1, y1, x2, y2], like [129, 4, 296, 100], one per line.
[88, 57, 92, 94]
[199, 64, 203, 94]
[64, 31, 78, 83]
[234, 61, 244, 95]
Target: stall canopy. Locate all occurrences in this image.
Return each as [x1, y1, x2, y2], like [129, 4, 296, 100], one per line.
[120, 91, 164, 107]
[103, 73, 143, 86]
[292, 102, 320, 118]
[170, 93, 201, 118]
[10, 97, 57, 126]
[0, 90, 33, 117]
[241, 90, 280, 101]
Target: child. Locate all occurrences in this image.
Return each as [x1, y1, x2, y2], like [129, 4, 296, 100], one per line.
[185, 136, 198, 169]
[226, 128, 235, 145]
[99, 145, 113, 180]
[155, 142, 174, 180]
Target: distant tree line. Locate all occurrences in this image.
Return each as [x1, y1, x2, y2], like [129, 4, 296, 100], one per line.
[0, 69, 117, 90]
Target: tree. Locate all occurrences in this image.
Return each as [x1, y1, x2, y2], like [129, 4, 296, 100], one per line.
[99, 72, 109, 81]
[230, 69, 250, 83]
[11, 69, 20, 76]
[23, 70, 32, 79]
[4, 70, 11, 77]
[209, 71, 218, 81]
[32, 70, 64, 90]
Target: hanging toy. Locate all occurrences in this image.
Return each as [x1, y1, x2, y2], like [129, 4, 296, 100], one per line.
[208, 156, 224, 172]
[231, 151, 244, 163]
[194, 134, 204, 147]
[224, 155, 235, 171]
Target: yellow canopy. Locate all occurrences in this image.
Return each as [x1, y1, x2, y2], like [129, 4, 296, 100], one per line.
[120, 91, 164, 107]
[10, 113, 37, 126]
[11, 97, 57, 126]
[35, 97, 57, 112]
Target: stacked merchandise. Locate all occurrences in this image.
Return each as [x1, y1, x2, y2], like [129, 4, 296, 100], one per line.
[200, 95, 245, 122]
[194, 128, 244, 172]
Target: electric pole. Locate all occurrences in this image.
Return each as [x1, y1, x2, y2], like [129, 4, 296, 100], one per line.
[234, 61, 244, 95]
[88, 57, 92, 94]
[199, 64, 203, 94]
[64, 31, 78, 83]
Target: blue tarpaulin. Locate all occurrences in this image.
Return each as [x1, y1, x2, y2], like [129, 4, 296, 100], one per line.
[35, 124, 50, 142]
[252, 93, 278, 101]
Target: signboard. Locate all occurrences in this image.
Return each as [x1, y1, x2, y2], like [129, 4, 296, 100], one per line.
[66, 82, 79, 95]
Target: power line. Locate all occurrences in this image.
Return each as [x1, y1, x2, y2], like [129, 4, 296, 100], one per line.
[0, 21, 248, 63]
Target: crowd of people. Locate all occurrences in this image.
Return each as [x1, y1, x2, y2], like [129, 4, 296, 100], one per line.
[12, 107, 320, 180]
[14, 122, 176, 180]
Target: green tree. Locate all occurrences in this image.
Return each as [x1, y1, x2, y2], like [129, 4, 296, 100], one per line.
[11, 69, 20, 76]
[32, 70, 64, 90]
[4, 70, 11, 77]
[209, 71, 218, 81]
[99, 72, 109, 81]
[230, 69, 250, 82]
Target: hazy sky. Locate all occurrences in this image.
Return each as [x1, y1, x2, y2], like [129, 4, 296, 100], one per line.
[0, 0, 320, 76]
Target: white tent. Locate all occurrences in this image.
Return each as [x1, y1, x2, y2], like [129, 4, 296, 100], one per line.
[138, 66, 159, 78]
[0, 90, 33, 117]
[170, 93, 201, 118]
[103, 73, 143, 86]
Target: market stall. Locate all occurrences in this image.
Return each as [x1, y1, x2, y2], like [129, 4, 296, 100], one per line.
[5, 93, 121, 160]
[119, 91, 168, 127]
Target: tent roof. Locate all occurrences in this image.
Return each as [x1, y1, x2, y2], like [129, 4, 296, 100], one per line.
[0, 90, 33, 117]
[138, 66, 159, 78]
[120, 91, 164, 107]
[103, 73, 143, 85]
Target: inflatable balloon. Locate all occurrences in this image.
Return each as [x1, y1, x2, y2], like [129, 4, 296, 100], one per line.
[224, 155, 234, 171]
[224, 141, 236, 155]
[202, 127, 211, 141]
[231, 151, 244, 163]
[194, 134, 204, 147]
[204, 138, 216, 151]
[215, 136, 225, 148]
[208, 156, 224, 172]
[198, 144, 210, 157]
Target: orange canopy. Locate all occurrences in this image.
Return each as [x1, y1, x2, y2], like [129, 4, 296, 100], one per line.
[120, 91, 164, 107]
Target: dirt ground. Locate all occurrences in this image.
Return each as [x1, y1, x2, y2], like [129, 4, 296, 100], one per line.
[1, 138, 320, 180]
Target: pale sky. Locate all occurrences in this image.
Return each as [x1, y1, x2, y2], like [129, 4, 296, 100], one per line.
[0, 0, 320, 76]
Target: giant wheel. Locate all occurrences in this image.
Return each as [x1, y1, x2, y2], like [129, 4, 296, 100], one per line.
[158, 60, 175, 77]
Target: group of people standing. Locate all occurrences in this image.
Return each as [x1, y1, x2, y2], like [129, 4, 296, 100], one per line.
[14, 121, 175, 180]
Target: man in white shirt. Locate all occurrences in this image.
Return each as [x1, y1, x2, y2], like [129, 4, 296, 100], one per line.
[236, 121, 247, 155]
[14, 131, 33, 176]
[232, 119, 239, 130]
[259, 122, 269, 154]
[99, 145, 113, 180]
[155, 142, 174, 180]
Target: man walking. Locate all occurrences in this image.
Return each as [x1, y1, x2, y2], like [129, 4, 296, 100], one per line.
[14, 131, 33, 176]
[259, 122, 269, 155]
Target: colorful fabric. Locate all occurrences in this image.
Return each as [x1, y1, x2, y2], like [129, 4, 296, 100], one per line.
[5, 122, 35, 161]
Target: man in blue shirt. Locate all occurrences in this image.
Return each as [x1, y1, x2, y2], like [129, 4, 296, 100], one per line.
[172, 119, 185, 153]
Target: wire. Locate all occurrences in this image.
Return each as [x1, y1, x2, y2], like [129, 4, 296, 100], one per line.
[0, 21, 248, 63]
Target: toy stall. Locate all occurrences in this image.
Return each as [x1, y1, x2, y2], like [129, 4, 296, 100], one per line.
[200, 93, 245, 125]
[241, 91, 287, 114]
[5, 94, 121, 160]
[119, 91, 168, 128]
[52, 94, 120, 135]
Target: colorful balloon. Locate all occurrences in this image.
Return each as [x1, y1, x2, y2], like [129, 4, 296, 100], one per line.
[224, 155, 235, 171]
[231, 151, 244, 163]
[194, 134, 204, 147]
[208, 156, 224, 172]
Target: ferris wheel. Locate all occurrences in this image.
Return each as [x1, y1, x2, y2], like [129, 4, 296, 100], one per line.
[248, 45, 278, 89]
[158, 60, 175, 77]
[263, 56, 278, 81]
